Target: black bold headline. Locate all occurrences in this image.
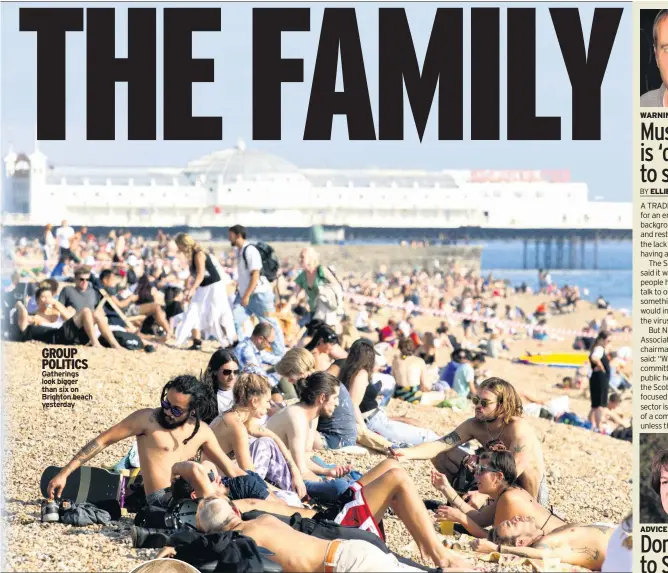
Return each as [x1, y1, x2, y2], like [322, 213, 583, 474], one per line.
[19, 6, 623, 142]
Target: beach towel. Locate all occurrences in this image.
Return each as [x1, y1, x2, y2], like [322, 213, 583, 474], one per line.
[315, 482, 385, 541]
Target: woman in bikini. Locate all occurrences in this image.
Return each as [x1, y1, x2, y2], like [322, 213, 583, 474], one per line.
[203, 372, 307, 501]
[432, 449, 565, 539]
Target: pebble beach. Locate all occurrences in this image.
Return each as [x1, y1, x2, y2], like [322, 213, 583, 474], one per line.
[1, 293, 632, 572]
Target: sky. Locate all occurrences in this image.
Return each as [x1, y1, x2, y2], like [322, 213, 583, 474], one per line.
[1, 2, 631, 200]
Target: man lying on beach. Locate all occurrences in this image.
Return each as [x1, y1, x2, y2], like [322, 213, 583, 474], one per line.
[393, 378, 548, 506]
[471, 519, 614, 570]
[162, 458, 471, 570]
[171, 496, 472, 572]
[46, 375, 251, 507]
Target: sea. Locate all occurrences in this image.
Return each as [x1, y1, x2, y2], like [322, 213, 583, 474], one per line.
[480, 240, 632, 312]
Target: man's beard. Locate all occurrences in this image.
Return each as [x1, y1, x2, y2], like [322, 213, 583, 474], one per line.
[475, 410, 498, 423]
[318, 407, 333, 420]
[157, 408, 190, 429]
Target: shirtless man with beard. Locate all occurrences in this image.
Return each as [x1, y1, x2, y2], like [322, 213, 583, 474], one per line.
[47, 375, 248, 507]
[393, 378, 548, 507]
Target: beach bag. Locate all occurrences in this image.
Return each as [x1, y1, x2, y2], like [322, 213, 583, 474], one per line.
[101, 330, 144, 350]
[243, 243, 280, 283]
[323, 266, 344, 311]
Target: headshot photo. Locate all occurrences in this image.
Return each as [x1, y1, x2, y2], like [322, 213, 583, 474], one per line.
[640, 434, 668, 523]
[641, 9, 668, 106]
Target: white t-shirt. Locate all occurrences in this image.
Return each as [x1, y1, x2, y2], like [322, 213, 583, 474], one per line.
[355, 310, 369, 329]
[601, 520, 632, 573]
[236, 243, 270, 296]
[591, 345, 605, 360]
[373, 372, 396, 394]
[56, 226, 75, 249]
[217, 389, 234, 414]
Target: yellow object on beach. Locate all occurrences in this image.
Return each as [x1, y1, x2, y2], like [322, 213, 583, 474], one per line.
[518, 352, 589, 368]
[439, 520, 455, 535]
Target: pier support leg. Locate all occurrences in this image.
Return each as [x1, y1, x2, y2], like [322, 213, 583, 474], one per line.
[568, 238, 576, 270]
[544, 238, 552, 270]
[556, 237, 564, 270]
[535, 238, 540, 269]
[594, 234, 599, 270]
[580, 237, 586, 270]
[523, 239, 528, 270]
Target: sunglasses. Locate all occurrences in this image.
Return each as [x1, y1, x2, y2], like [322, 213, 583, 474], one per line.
[77, 276, 90, 282]
[220, 368, 239, 376]
[161, 399, 186, 418]
[471, 396, 496, 408]
[475, 464, 497, 475]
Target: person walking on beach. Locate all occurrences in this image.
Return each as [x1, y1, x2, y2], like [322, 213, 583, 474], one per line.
[293, 247, 343, 328]
[173, 233, 236, 351]
[228, 225, 285, 354]
[588, 330, 611, 431]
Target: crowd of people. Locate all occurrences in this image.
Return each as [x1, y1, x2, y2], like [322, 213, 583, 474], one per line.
[2, 222, 632, 572]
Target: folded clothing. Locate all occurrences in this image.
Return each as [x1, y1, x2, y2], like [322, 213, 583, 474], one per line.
[223, 470, 270, 501]
[60, 501, 112, 526]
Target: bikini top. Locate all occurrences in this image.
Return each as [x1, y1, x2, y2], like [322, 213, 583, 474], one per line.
[498, 487, 562, 533]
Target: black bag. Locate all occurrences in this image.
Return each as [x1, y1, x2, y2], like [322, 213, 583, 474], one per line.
[243, 243, 280, 283]
[134, 504, 168, 528]
[100, 330, 144, 350]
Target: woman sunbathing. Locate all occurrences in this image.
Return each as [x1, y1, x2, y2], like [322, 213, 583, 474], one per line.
[203, 373, 307, 500]
[433, 449, 566, 539]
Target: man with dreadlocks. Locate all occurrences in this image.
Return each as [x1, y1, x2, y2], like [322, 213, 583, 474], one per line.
[46, 375, 249, 508]
[393, 378, 548, 507]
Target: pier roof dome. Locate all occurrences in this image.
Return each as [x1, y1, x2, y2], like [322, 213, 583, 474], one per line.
[184, 139, 310, 185]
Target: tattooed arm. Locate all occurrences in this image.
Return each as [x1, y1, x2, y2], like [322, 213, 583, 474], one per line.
[47, 409, 150, 498]
[506, 420, 535, 483]
[393, 420, 473, 460]
[498, 538, 603, 569]
[532, 539, 603, 570]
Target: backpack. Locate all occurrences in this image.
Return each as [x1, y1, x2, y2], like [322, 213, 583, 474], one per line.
[323, 266, 344, 310]
[242, 243, 280, 283]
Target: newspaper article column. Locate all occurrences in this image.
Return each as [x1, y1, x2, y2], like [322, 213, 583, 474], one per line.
[636, 3, 668, 572]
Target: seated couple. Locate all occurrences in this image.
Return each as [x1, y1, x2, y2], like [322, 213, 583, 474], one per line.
[204, 370, 353, 505]
[393, 378, 548, 507]
[46, 375, 282, 507]
[158, 457, 472, 572]
[275, 346, 437, 452]
[431, 449, 613, 570]
[15, 285, 122, 349]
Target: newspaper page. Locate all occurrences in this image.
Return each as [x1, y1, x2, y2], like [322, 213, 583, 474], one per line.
[1, 3, 632, 573]
[637, 3, 668, 573]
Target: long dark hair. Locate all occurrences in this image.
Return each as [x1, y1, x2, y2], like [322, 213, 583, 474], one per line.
[160, 375, 215, 445]
[340, 338, 375, 391]
[201, 349, 240, 422]
[305, 325, 339, 351]
[479, 449, 518, 486]
[298, 372, 340, 406]
[135, 274, 153, 304]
